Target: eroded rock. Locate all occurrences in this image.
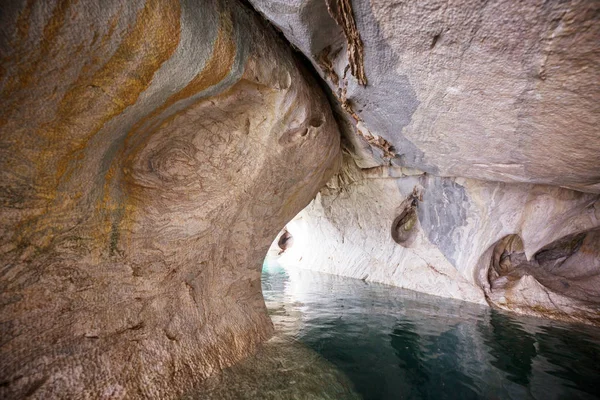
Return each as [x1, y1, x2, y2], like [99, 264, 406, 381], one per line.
[272, 154, 600, 324]
[486, 229, 600, 325]
[273, 155, 486, 305]
[254, 0, 600, 324]
[2, 0, 600, 396]
[249, 0, 600, 191]
[0, 0, 340, 397]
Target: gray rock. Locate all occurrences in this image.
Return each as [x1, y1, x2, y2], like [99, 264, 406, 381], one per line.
[254, 0, 600, 325]
[249, 0, 600, 191]
[271, 155, 600, 324]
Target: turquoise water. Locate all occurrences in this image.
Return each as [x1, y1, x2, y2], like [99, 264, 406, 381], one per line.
[261, 264, 600, 400]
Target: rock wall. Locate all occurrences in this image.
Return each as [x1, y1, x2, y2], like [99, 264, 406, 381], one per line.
[250, 0, 600, 191]
[274, 156, 486, 304]
[256, 0, 600, 324]
[274, 154, 600, 324]
[0, 0, 340, 397]
[1, 0, 600, 396]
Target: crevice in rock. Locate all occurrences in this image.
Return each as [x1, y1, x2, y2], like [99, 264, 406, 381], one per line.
[324, 0, 367, 86]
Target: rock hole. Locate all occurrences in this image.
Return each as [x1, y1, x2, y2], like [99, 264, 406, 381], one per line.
[488, 234, 526, 288]
[391, 207, 418, 247]
[484, 229, 600, 321]
[278, 126, 309, 146]
[309, 115, 324, 128]
[430, 32, 441, 49]
[277, 229, 293, 253]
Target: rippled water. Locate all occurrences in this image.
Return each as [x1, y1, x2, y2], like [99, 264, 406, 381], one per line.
[261, 262, 600, 400]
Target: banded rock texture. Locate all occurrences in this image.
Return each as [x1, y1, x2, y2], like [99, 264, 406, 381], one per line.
[0, 0, 340, 398]
[259, 0, 600, 324]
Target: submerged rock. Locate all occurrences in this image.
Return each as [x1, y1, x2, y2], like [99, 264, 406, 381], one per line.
[184, 280, 361, 400]
[0, 0, 339, 397]
[185, 335, 361, 400]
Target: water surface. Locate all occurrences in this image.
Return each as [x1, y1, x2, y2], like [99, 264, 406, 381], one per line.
[262, 264, 600, 400]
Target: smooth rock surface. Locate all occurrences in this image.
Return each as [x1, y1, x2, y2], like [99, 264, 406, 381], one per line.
[2, 0, 600, 397]
[249, 0, 600, 192]
[254, 0, 600, 324]
[272, 154, 600, 324]
[0, 0, 340, 398]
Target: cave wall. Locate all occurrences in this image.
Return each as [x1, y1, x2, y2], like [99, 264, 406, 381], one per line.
[275, 155, 600, 323]
[0, 0, 340, 397]
[250, 0, 600, 191]
[256, 0, 600, 324]
[1, 0, 600, 396]
[275, 157, 486, 304]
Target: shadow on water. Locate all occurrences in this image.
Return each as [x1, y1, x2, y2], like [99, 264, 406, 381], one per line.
[261, 265, 600, 400]
[390, 322, 481, 400]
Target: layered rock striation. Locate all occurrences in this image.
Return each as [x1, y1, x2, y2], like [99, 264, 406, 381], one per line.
[0, 0, 340, 397]
[251, 0, 600, 191]
[276, 156, 600, 324]
[1, 0, 600, 397]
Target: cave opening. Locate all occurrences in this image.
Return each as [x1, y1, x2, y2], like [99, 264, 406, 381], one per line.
[258, 221, 600, 400]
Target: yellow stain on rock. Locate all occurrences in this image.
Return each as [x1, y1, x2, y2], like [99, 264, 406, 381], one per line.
[106, 9, 238, 252]
[121, 7, 238, 158]
[14, 0, 182, 253]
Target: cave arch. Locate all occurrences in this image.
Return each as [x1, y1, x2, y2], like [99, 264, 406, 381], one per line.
[0, 0, 341, 397]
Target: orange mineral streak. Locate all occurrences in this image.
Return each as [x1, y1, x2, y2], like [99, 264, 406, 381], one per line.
[2, 0, 69, 96]
[18, 0, 181, 251]
[106, 10, 238, 250]
[0, 0, 69, 129]
[120, 8, 237, 152]
[15, 0, 35, 43]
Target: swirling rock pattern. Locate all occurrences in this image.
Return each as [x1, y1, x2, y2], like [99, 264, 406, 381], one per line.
[0, 0, 340, 397]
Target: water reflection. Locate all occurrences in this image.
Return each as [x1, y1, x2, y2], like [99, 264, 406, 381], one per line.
[535, 326, 600, 398]
[479, 311, 537, 386]
[262, 263, 600, 400]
